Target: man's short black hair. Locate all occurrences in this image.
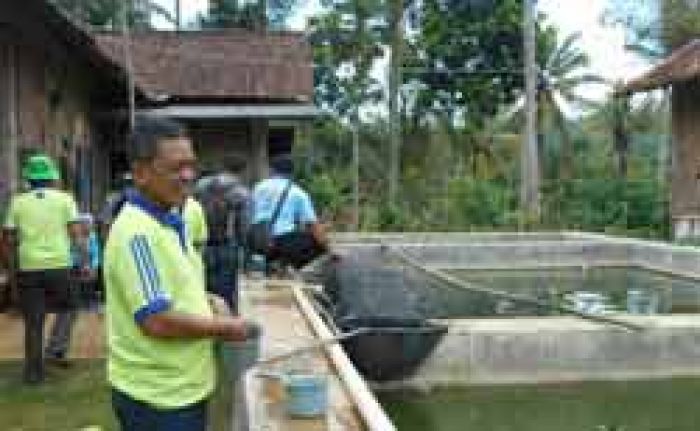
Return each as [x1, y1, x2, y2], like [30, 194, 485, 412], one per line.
[270, 154, 293, 176]
[128, 115, 187, 163]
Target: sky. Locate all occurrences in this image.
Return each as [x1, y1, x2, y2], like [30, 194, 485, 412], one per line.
[153, 0, 652, 104]
[537, 0, 650, 101]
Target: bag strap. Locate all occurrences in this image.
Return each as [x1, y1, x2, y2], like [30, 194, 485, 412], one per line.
[268, 179, 293, 232]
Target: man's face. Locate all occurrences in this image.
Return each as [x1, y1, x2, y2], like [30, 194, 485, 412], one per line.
[134, 136, 197, 208]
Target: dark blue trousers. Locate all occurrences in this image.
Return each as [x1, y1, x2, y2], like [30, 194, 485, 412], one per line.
[111, 389, 208, 431]
[204, 243, 238, 312]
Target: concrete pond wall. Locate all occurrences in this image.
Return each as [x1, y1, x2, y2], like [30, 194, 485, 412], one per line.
[331, 232, 700, 387]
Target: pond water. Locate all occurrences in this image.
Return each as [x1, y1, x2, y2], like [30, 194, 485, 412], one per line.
[378, 378, 700, 431]
[430, 267, 700, 317]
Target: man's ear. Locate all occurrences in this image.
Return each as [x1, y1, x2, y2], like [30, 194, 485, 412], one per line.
[132, 162, 149, 187]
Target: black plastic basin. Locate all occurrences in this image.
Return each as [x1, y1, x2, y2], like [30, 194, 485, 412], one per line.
[338, 316, 448, 382]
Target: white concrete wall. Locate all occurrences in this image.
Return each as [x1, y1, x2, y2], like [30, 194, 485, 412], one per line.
[384, 316, 700, 387]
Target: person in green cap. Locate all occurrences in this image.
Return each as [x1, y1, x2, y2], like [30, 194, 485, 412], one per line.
[2, 154, 87, 384]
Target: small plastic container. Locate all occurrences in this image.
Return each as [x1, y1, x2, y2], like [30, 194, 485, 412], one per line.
[220, 333, 261, 382]
[626, 289, 658, 314]
[284, 372, 328, 418]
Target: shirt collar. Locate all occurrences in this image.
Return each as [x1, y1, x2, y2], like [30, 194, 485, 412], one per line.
[128, 190, 187, 250]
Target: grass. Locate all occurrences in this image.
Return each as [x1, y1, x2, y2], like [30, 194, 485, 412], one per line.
[0, 360, 117, 431]
[379, 378, 700, 431]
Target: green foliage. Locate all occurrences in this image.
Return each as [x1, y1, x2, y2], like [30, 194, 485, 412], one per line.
[662, 0, 700, 49]
[196, 0, 298, 30]
[603, 0, 663, 56]
[51, 0, 162, 28]
[541, 179, 669, 238]
[300, 171, 352, 222]
[198, 0, 263, 29]
[298, 2, 672, 239]
[0, 360, 117, 430]
[309, 0, 386, 119]
[299, 108, 671, 239]
[407, 0, 527, 126]
[445, 178, 517, 229]
[604, 0, 700, 53]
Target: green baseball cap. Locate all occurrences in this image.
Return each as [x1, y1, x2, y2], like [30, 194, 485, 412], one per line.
[23, 154, 60, 181]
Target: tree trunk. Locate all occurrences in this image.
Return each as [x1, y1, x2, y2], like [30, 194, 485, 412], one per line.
[548, 92, 573, 181]
[521, 0, 540, 221]
[613, 97, 630, 178]
[256, 0, 267, 31]
[175, 0, 181, 29]
[387, 0, 403, 207]
[352, 111, 360, 230]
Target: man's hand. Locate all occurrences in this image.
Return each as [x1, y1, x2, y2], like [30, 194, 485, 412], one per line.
[208, 294, 231, 316]
[218, 317, 260, 343]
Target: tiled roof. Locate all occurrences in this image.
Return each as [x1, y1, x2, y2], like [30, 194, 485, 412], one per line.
[94, 30, 314, 102]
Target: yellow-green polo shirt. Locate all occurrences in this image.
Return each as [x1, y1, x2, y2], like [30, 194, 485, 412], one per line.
[182, 197, 208, 248]
[104, 200, 214, 409]
[3, 188, 78, 270]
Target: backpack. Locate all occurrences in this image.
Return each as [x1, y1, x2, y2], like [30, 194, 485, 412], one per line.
[247, 180, 293, 255]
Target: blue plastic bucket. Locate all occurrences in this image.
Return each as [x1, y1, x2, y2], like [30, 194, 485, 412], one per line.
[284, 373, 328, 418]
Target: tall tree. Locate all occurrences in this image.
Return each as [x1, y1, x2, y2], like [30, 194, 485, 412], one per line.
[309, 0, 385, 118]
[198, 0, 299, 30]
[406, 0, 549, 217]
[522, 0, 539, 218]
[387, 0, 403, 206]
[407, 0, 526, 128]
[498, 32, 605, 180]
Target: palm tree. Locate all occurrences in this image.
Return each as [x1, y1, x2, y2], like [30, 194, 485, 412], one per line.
[498, 32, 607, 180]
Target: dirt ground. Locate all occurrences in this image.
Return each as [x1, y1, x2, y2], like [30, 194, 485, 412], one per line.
[0, 312, 105, 359]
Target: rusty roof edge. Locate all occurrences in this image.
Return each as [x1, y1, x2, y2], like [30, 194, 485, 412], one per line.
[618, 39, 700, 95]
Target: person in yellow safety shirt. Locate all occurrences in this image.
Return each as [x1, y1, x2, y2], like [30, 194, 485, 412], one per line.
[2, 154, 88, 384]
[104, 115, 258, 431]
[182, 196, 208, 253]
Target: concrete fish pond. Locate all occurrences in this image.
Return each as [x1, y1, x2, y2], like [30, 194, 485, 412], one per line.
[321, 232, 700, 389]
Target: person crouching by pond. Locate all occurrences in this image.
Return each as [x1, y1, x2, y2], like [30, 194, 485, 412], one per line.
[2, 154, 88, 384]
[250, 154, 332, 273]
[104, 115, 257, 431]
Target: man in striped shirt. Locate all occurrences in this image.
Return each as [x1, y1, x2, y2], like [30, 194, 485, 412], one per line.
[104, 116, 254, 431]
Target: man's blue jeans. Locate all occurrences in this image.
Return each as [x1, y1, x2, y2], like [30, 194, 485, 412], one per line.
[111, 389, 208, 431]
[204, 243, 238, 312]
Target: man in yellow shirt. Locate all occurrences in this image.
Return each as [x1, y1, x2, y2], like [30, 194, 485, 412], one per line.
[2, 154, 86, 384]
[104, 116, 254, 430]
[182, 196, 208, 253]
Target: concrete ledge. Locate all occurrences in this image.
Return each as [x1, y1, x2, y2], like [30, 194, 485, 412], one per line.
[239, 279, 368, 431]
[334, 231, 700, 277]
[239, 279, 395, 431]
[382, 316, 700, 387]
